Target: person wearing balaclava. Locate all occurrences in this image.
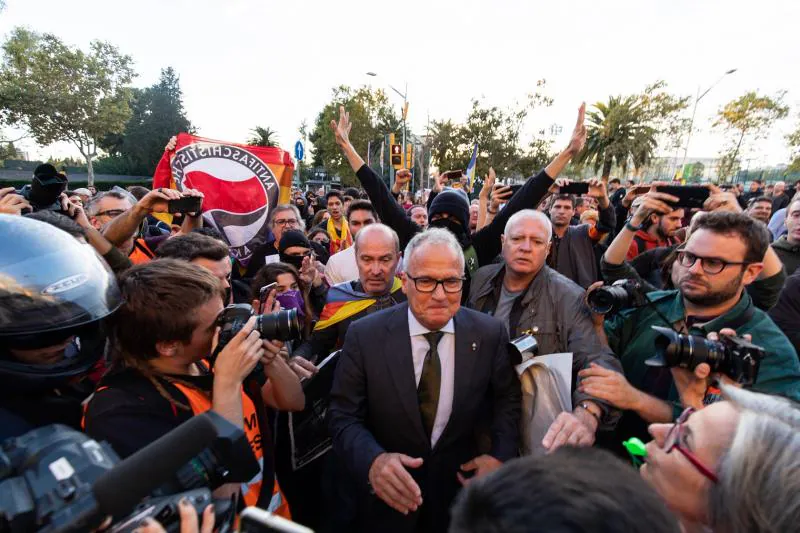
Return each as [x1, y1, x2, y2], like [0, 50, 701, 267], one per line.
[278, 229, 329, 315]
[327, 102, 589, 302]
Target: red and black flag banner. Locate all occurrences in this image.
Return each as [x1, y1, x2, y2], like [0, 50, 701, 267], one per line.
[153, 133, 294, 265]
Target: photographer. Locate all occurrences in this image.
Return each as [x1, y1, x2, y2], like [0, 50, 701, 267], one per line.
[587, 210, 800, 451]
[83, 259, 304, 515]
[600, 187, 787, 310]
[0, 215, 121, 439]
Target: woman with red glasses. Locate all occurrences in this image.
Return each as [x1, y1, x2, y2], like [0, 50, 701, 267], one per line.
[641, 384, 800, 533]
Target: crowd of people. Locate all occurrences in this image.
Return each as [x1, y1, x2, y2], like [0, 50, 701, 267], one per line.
[1, 103, 799, 533]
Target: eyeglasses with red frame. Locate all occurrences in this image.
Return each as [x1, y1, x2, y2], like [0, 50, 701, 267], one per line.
[663, 407, 719, 483]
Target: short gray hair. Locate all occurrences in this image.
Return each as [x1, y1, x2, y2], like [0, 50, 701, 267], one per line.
[85, 190, 134, 216]
[354, 223, 399, 254]
[402, 227, 465, 273]
[708, 385, 800, 533]
[504, 209, 552, 242]
[269, 204, 306, 231]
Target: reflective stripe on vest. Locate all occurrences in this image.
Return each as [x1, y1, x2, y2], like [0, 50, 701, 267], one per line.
[129, 239, 155, 265]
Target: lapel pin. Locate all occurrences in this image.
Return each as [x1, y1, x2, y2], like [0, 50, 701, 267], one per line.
[472, 342, 477, 351]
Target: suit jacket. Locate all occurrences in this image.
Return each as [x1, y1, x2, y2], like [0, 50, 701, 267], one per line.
[328, 303, 521, 533]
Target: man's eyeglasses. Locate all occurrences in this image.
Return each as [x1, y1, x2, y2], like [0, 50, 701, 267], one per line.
[94, 209, 126, 218]
[273, 218, 299, 227]
[406, 275, 465, 293]
[677, 250, 748, 275]
[663, 407, 719, 483]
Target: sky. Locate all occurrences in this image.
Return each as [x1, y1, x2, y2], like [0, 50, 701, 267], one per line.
[2, 0, 799, 170]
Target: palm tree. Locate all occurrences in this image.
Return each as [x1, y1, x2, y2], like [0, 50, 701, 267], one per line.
[576, 96, 655, 180]
[247, 126, 279, 147]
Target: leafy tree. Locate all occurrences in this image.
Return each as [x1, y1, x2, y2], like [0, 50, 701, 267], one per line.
[576, 82, 689, 180]
[99, 67, 193, 175]
[427, 119, 462, 172]
[0, 27, 135, 185]
[787, 116, 800, 172]
[577, 95, 643, 179]
[712, 91, 788, 180]
[309, 85, 401, 186]
[248, 126, 279, 147]
[427, 81, 554, 180]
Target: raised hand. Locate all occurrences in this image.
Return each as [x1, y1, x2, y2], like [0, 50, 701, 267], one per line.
[566, 102, 587, 156]
[329, 105, 353, 148]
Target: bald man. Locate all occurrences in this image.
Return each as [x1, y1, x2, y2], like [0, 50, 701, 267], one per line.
[294, 223, 407, 363]
[468, 209, 623, 453]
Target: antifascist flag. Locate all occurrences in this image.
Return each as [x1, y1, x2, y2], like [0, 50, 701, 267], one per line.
[153, 133, 293, 265]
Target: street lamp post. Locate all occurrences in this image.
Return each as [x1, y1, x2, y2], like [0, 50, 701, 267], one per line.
[680, 68, 737, 173]
[367, 72, 407, 188]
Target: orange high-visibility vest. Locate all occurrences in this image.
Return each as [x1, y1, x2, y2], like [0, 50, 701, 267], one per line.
[169, 381, 291, 518]
[128, 239, 156, 264]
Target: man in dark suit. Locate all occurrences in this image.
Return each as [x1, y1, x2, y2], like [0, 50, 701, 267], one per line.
[329, 228, 521, 533]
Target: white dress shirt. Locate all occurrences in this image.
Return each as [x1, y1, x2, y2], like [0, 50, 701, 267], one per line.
[408, 309, 455, 447]
[324, 246, 358, 285]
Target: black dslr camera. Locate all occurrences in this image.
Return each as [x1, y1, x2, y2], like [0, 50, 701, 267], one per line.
[213, 304, 302, 385]
[16, 164, 68, 213]
[586, 279, 648, 314]
[647, 326, 765, 386]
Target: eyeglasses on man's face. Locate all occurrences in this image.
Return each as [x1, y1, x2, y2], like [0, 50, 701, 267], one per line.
[94, 209, 126, 219]
[273, 217, 299, 227]
[677, 250, 748, 275]
[406, 275, 465, 293]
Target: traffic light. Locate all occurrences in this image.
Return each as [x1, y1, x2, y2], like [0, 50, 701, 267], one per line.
[391, 143, 403, 169]
[405, 143, 413, 169]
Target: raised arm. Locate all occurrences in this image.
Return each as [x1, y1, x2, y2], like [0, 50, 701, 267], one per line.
[472, 103, 588, 265]
[330, 106, 419, 248]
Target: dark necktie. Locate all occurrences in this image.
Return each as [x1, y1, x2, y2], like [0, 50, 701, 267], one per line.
[418, 331, 444, 439]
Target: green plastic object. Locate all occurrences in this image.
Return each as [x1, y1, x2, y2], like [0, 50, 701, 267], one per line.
[623, 437, 648, 457]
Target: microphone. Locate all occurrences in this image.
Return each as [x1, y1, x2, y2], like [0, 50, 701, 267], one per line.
[91, 411, 233, 517]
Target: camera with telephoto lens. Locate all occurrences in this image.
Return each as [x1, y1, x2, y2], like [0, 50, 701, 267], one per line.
[214, 304, 302, 385]
[646, 326, 765, 386]
[586, 279, 648, 315]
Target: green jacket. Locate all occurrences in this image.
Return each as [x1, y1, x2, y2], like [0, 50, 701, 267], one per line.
[602, 289, 800, 448]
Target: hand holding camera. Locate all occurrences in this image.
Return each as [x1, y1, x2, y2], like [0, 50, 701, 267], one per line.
[213, 315, 265, 387]
[0, 186, 30, 215]
[669, 328, 752, 409]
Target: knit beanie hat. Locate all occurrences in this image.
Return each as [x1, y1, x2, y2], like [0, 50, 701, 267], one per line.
[429, 189, 470, 229]
[278, 229, 310, 253]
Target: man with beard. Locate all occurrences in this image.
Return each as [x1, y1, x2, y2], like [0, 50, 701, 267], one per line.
[329, 104, 588, 302]
[625, 200, 684, 260]
[590, 211, 800, 451]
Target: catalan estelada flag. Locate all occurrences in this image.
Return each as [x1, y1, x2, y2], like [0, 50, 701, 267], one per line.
[152, 133, 293, 266]
[315, 277, 403, 331]
[465, 142, 479, 190]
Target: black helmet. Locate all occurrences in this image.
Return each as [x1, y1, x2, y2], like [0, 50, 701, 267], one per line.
[0, 214, 122, 388]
